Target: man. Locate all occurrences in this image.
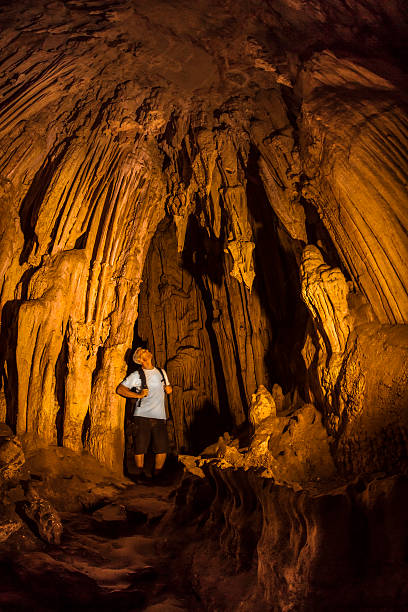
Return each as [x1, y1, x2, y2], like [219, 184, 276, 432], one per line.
[116, 347, 172, 480]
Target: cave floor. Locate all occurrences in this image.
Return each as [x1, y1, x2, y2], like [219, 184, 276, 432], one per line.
[0, 479, 203, 612]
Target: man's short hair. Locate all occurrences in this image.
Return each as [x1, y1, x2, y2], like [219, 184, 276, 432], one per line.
[133, 347, 145, 364]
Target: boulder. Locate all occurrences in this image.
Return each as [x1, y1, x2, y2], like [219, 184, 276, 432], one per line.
[206, 387, 336, 484]
[21, 484, 63, 545]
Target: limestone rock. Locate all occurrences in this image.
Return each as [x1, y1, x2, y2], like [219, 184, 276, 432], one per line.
[336, 323, 408, 474]
[301, 245, 352, 420]
[301, 245, 351, 361]
[201, 433, 238, 458]
[0, 424, 26, 484]
[0, 0, 406, 475]
[217, 440, 245, 469]
[249, 385, 276, 428]
[182, 465, 408, 611]
[0, 499, 24, 542]
[300, 50, 408, 325]
[221, 183, 255, 291]
[178, 455, 205, 479]
[271, 384, 285, 413]
[23, 446, 129, 512]
[22, 484, 63, 545]
[246, 416, 277, 471]
[204, 385, 336, 483]
[250, 91, 307, 242]
[246, 394, 336, 482]
[0, 516, 23, 542]
[267, 404, 335, 482]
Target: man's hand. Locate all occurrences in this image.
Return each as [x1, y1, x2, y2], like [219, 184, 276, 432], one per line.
[164, 385, 172, 395]
[116, 384, 149, 399]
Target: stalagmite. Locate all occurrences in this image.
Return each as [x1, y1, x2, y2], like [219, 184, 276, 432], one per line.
[300, 243, 351, 417]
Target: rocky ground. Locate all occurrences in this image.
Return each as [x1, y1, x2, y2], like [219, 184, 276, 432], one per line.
[0, 425, 203, 612]
[2, 406, 408, 612]
[0, 475, 203, 612]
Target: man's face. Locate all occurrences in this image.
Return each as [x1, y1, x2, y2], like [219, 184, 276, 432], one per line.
[134, 348, 152, 363]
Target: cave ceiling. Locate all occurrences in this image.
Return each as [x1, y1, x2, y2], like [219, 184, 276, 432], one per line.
[0, 0, 407, 470]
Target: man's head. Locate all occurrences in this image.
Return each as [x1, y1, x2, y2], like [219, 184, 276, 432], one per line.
[133, 347, 152, 365]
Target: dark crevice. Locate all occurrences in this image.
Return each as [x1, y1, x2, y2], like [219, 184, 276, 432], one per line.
[279, 85, 302, 139]
[302, 197, 352, 280]
[81, 409, 91, 448]
[245, 143, 308, 395]
[55, 326, 69, 446]
[222, 278, 249, 418]
[74, 231, 88, 249]
[18, 266, 40, 301]
[0, 299, 21, 432]
[182, 215, 233, 436]
[91, 346, 104, 387]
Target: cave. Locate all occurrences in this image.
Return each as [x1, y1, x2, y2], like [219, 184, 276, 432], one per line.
[1, 0, 408, 610]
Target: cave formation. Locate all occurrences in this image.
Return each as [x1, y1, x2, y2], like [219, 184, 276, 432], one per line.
[1, 0, 408, 610]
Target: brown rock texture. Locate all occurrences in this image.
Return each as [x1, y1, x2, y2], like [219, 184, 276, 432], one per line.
[175, 468, 408, 611]
[0, 430, 67, 547]
[0, 424, 26, 484]
[182, 384, 336, 484]
[21, 483, 63, 545]
[0, 0, 406, 475]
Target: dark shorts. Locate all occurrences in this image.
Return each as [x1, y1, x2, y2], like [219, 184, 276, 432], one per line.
[130, 416, 169, 454]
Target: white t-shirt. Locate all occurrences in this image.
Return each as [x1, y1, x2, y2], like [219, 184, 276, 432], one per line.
[121, 367, 170, 420]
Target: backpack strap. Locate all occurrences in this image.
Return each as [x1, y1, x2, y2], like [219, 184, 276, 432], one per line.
[132, 366, 147, 408]
[157, 367, 170, 420]
[139, 367, 147, 389]
[157, 367, 166, 384]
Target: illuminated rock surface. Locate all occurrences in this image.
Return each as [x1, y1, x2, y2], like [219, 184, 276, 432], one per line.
[0, 0, 407, 609]
[0, 0, 406, 468]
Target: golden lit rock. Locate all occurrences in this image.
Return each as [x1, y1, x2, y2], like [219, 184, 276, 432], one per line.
[301, 244, 351, 414]
[0, 0, 407, 608]
[249, 385, 276, 427]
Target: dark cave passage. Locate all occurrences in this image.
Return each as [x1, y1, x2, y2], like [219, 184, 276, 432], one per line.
[134, 195, 313, 455]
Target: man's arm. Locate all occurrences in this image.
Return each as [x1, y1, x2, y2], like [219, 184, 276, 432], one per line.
[116, 384, 148, 399]
[162, 369, 172, 395]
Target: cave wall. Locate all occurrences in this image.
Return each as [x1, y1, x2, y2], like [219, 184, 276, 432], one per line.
[0, 0, 407, 471]
[173, 467, 408, 611]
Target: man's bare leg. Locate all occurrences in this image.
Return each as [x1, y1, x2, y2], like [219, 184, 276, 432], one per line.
[134, 454, 144, 469]
[155, 453, 166, 471]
